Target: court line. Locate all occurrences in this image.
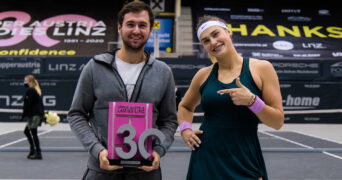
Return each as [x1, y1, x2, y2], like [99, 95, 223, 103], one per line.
[288, 130, 342, 145]
[0, 129, 53, 149]
[0, 129, 18, 136]
[259, 131, 313, 149]
[260, 131, 342, 160]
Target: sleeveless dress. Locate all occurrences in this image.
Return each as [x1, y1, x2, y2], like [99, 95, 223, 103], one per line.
[186, 57, 268, 180]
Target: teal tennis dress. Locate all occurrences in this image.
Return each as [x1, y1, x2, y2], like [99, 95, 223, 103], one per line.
[186, 57, 268, 180]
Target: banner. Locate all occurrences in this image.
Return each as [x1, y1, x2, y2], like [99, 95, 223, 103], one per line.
[145, 18, 174, 53]
[193, 5, 342, 60]
[280, 81, 342, 123]
[0, 7, 117, 57]
[0, 79, 77, 122]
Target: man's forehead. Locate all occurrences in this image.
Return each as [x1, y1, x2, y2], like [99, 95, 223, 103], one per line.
[123, 11, 149, 23]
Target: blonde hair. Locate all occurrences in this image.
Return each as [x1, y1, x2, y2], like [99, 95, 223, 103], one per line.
[25, 75, 42, 96]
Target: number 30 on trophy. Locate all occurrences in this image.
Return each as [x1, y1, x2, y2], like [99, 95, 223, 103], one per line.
[108, 102, 165, 166]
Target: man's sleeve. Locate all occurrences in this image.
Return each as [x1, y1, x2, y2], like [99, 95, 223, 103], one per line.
[153, 68, 178, 157]
[67, 61, 104, 160]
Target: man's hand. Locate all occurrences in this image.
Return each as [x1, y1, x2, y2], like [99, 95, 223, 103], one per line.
[138, 150, 160, 172]
[99, 149, 123, 171]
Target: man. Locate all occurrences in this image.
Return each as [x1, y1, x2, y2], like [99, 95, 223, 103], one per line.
[67, 1, 178, 179]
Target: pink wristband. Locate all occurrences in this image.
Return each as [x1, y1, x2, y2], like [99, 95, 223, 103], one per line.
[179, 122, 192, 133]
[248, 96, 265, 114]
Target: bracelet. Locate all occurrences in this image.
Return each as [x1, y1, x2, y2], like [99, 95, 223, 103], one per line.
[248, 96, 265, 114]
[247, 94, 256, 106]
[179, 122, 192, 133]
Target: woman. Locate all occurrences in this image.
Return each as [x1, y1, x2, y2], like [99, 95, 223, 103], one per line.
[22, 75, 44, 160]
[178, 15, 284, 180]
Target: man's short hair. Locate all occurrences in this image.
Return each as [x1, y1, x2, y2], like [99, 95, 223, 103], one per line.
[117, 1, 155, 29]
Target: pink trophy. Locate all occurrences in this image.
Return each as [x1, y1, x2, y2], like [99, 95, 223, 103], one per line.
[108, 102, 165, 166]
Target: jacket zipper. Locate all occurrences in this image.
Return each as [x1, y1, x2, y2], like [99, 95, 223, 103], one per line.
[111, 67, 129, 102]
[129, 61, 148, 102]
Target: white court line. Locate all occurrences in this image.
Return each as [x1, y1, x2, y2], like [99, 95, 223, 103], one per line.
[0, 129, 18, 136]
[259, 131, 313, 149]
[323, 152, 342, 160]
[259, 131, 342, 160]
[0, 129, 53, 149]
[0, 179, 78, 180]
[288, 130, 342, 145]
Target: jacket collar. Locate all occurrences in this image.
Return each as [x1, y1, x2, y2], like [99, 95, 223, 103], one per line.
[93, 49, 154, 66]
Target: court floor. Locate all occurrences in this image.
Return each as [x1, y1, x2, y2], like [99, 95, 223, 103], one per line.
[1, 129, 342, 180]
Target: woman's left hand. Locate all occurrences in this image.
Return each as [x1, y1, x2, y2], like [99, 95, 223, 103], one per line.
[217, 78, 254, 106]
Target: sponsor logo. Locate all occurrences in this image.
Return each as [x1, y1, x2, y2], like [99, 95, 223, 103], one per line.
[302, 43, 327, 49]
[204, 7, 231, 12]
[0, 95, 56, 107]
[332, 52, 342, 57]
[330, 62, 342, 75]
[281, 9, 301, 13]
[247, 8, 264, 13]
[293, 54, 321, 58]
[234, 43, 268, 47]
[252, 52, 284, 58]
[230, 15, 263, 20]
[318, 9, 330, 15]
[304, 117, 320, 121]
[168, 64, 206, 70]
[304, 84, 320, 88]
[272, 40, 294, 50]
[283, 94, 320, 110]
[48, 63, 85, 72]
[272, 62, 319, 68]
[280, 84, 292, 88]
[287, 16, 312, 22]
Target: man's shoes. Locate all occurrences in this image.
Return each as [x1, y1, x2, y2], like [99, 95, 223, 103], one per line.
[28, 151, 42, 160]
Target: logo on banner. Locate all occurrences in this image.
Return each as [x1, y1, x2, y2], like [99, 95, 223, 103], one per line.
[150, 0, 165, 12]
[330, 61, 342, 76]
[283, 94, 320, 110]
[272, 40, 294, 50]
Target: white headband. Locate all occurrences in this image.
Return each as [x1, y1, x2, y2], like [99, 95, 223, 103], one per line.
[197, 20, 228, 40]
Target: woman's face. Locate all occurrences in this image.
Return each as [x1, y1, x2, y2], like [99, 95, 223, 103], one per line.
[199, 26, 232, 59]
[24, 77, 33, 88]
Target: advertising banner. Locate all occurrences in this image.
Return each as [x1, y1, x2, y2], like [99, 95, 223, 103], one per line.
[145, 18, 173, 53]
[0, 7, 117, 57]
[280, 81, 342, 123]
[0, 79, 77, 122]
[193, 5, 342, 60]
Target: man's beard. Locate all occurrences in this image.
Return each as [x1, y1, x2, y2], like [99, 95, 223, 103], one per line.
[121, 36, 147, 52]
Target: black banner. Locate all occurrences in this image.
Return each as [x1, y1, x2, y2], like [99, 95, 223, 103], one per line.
[280, 81, 342, 123]
[0, 5, 118, 57]
[0, 79, 77, 122]
[193, 5, 342, 60]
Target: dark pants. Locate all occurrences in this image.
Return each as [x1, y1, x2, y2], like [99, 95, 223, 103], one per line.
[82, 168, 162, 180]
[24, 125, 41, 152]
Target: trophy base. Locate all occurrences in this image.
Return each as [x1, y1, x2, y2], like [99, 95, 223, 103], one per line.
[109, 159, 153, 167]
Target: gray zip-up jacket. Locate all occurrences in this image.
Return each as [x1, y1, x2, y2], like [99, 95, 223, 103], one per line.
[67, 51, 178, 172]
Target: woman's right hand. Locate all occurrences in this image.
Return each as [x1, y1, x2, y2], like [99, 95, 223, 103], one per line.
[181, 129, 203, 151]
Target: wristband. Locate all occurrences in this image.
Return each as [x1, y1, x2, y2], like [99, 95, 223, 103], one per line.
[179, 122, 192, 133]
[248, 96, 265, 114]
